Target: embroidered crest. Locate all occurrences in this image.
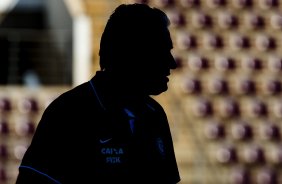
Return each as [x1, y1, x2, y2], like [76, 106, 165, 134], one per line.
[156, 137, 165, 157]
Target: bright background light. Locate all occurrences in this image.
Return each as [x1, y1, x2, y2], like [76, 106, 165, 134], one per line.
[0, 0, 18, 12]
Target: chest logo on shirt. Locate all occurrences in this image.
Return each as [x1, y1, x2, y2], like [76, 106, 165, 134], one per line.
[100, 147, 125, 164]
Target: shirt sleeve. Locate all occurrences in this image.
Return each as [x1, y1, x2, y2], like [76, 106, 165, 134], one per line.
[16, 98, 67, 184]
[16, 165, 62, 184]
[148, 97, 181, 183]
[162, 113, 181, 183]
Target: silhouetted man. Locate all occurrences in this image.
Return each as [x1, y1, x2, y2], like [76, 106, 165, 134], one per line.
[16, 3, 180, 184]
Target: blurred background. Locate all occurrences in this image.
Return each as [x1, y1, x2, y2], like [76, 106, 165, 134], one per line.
[0, 0, 282, 183]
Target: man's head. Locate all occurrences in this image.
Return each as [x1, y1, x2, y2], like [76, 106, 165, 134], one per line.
[99, 3, 177, 95]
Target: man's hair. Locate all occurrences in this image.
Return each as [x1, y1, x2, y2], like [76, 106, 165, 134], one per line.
[99, 3, 170, 71]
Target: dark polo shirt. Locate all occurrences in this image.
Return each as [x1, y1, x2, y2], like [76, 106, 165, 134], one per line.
[16, 72, 180, 184]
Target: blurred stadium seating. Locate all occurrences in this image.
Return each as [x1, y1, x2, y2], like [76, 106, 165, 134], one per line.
[1, 0, 282, 183]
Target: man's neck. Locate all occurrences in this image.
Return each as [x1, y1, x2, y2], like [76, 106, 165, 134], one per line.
[94, 71, 148, 106]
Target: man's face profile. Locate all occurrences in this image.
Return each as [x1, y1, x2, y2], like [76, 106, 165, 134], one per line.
[131, 27, 177, 96]
[99, 4, 177, 96]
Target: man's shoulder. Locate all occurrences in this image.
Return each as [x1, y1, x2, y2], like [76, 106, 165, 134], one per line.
[64, 81, 92, 97]
[46, 81, 101, 111]
[51, 82, 88, 102]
